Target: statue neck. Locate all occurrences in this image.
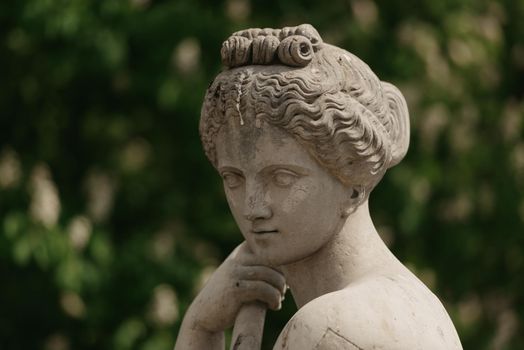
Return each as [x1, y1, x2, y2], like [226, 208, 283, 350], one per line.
[280, 200, 398, 308]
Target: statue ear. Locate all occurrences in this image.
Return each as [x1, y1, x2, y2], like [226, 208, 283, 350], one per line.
[382, 82, 410, 168]
[341, 185, 366, 218]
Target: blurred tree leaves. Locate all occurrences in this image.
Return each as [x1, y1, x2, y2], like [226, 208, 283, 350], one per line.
[1, 0, 523, 349]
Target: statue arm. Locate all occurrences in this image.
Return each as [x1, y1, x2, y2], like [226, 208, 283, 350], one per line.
[174, 243, 285, 350]
[273, 278, 464, 350]
[174, 312, 225, 350]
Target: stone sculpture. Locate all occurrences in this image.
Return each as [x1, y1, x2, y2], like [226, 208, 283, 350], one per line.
[174, 24, 463, 350]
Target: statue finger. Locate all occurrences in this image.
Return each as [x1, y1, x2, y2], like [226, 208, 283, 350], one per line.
[237, 265, 286, 295]
[235, 280, 282, 311]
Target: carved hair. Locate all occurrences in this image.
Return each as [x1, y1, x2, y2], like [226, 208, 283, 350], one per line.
[200, 24, 410, 193]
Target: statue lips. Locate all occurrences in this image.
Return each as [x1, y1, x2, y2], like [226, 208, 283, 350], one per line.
[251, 229, 279, 235]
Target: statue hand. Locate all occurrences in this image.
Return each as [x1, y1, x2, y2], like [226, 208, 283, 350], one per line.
[185, 241, 286, 333]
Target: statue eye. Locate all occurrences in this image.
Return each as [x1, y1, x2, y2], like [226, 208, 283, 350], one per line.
[272, 170, 299, 187]
[222, 172, 243, 189]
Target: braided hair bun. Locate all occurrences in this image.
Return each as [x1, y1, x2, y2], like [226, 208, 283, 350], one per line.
[220, 24, 323, 68]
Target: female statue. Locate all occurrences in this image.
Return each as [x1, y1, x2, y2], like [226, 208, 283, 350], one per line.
[175, 24, 462, 350]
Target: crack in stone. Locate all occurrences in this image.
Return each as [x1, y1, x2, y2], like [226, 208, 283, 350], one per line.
[313, 327, 365, 350]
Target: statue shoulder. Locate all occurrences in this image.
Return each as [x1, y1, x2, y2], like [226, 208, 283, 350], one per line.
[273, 281, 386, 350]
[273, 275, 463, 350]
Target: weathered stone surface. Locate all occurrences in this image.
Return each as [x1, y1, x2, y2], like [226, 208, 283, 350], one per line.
[175, 24, 462, 350]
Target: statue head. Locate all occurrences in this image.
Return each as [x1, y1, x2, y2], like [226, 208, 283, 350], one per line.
[200, 23, 410, 202]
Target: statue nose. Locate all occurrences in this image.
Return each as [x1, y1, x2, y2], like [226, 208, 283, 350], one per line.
[243, 183, 272, 221]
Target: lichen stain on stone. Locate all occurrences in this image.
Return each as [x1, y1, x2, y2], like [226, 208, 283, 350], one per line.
[283, 186, 308, 214]
[232, 334, 243, 350]
[234, 72, 246, 126]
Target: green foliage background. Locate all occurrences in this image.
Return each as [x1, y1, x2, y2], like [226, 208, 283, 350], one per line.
[1, 0, 523, 349]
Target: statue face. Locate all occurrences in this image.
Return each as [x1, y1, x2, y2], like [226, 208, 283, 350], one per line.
[215, 118, 351, 266]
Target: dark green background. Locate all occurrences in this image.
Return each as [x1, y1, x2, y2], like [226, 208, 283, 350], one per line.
[1, 0, 523, 349]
